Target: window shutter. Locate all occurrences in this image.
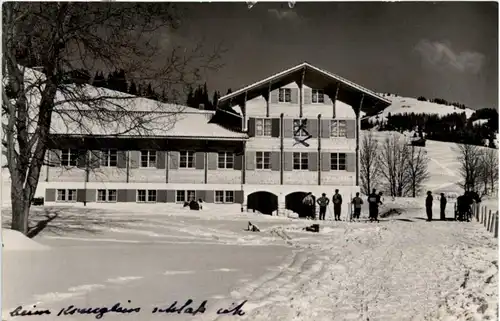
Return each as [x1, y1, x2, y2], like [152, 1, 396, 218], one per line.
[76, 189, 86, 202]
[157, 151, 166, 169]
[207, 152, 218, 170]
[169, 152, 179, 169]
[45, 189, 56, 202]
[129, 151, 140, 169]
[196, 190, 206, 201]
[234, 190, 244, 204]
[126, 190, 136, 202]
[195, 152, 205, 169]
[346, 120, 356, 139]
[290, 88, 299, 104]
[309, 152, 318, 171]
[248, 118, 256, 137]
[49, 150, 61, 167]
[283, 119, 293, 138]
[284, 152, 293, 171]
[346, 153, 356, 172]
[205, 191, 214, 203]
[90, 150, 100, 168]
[166, 190, 176, 203]
[246, 151, 255, 170]
[271, 151, 280, 171]
[321, 119, 330, 138]
[321, 153, 330, 171]
[77, 150, 87, 168]
[157, 190, 168, 202]
[307, 119, 318, 138]
[270, 90, 278, 104]
[117, 190, 127, 202]
[234, 154, 242, 170]
[271, 118, 280, 137]
[304, 88, 312, 104]
[117, 151, 127, 168]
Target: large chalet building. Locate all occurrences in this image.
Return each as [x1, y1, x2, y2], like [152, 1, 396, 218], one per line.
[39, 62, 391, 216]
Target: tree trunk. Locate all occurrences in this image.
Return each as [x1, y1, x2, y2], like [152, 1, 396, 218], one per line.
[10, 187, 30, 234]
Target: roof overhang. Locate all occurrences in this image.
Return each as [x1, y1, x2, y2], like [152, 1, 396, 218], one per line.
[217, 62, 392, 117]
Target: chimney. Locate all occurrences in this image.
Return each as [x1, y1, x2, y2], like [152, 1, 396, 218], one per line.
[199, 104, 205, 110]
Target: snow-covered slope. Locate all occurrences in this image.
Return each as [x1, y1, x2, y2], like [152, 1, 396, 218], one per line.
[367, 94, 476, 122]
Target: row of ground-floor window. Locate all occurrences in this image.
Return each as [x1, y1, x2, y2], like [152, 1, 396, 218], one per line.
[46, 189, 329, 218]
[49, 189, 240, 204]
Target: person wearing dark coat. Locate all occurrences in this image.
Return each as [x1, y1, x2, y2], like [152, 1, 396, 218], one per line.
[367, 189, 378, 221]
[332, 189, 343, 221]
[426, 191, 433, 221]
[316, 193, 330, 221]
[440, 193, 447, 220]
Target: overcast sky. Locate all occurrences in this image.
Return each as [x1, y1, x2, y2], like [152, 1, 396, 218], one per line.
[174, 2, 498, 110]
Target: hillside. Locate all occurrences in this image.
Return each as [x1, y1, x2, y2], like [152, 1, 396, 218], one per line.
[366, 94, 476, 123]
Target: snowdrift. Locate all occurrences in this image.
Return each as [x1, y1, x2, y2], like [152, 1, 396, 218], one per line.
[2, 229, 50, 251]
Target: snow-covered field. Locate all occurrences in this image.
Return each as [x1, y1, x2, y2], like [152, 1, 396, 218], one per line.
[2, 198, 498, 321]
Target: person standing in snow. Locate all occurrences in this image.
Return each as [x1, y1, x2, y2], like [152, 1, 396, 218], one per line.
[439, 193, 446, 220]
[372, 192, 383, 222]
[426, 191, 433, 221]
[367, 189, 378, 221]
[332, 189, 343, 221]
[302, 192, 315, 219]
[351, 192, 363, 221]
[316, 193, 330, 221]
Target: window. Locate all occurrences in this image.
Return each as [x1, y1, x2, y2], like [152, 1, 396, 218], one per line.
[56, 189, 76, 202]
[256, 151, 271, 169]
[176, 190, 196, 203]
[293, 152, 309, 170]
[312, 89, 325, 103]
[61, 149, 78, 166]
[293, 119, 307, 137]
[136, 190, 157, 203]
[255, 118, 272, 136]
[278, 88, 292, 103]
[331, 153, 347, 170]
[100, 149, 117, 167]
[97, 189, 117, 202]
[215, 191, 234, 204]
[140, 150, 157, 168]
[180, 151, 195, 168]
[330, 120, 347, 137]
[218, 152, 234, 169]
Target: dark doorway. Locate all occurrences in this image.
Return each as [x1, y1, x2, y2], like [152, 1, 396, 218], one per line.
[285, 192, 316, 218]
[247, 191, 278, 215]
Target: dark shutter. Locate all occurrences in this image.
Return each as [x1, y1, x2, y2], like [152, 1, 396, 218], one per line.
[309, 152, 318, 171]
[169, 152, 179, 169]
[346, 120, 356, 139]
[248, 118, 256, 137]
[321, 153, 330, 171]
[234, 190, 244, 204]
[77, 150, 87, 168]
[117, 190, 128, 202]
[304, 88, 312, 104]
[284, 152, 293, 171]
[208, 152, 218, 170]
[321, 119, 330, 138]
[205, 190, 214, 203]
[126, 189, 136, 202]
[307, 119, 318, 138]
[283, 119, 294, 138]
[166, 190, 176, 203]
[129, 151, 140, 168]
[157, 151, 166, 169]
[76, 189, 86, 202]
[271, 118, 280, 137]
[346, 153, 356, 172]
[246, 151, 255, 170]
[196, 190, 206, 201]
[290, 88, 299, 104]
[157, 190, 168, 202]
[234, 154, 243, 170]
[117, 151, 127, 168]
[86, 189, 96, 202]
[270, 90, 278, 104]
[271, 151, 280, 171]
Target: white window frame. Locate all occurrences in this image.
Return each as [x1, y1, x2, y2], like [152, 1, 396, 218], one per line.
[136, 189, 157, 203]
[256, 151, 271, 170]
[293, 119, 308, 137]
[140, 150, 157, 168]
[293, 152, 309, 170]
[214, 190, 234, 204]
[311, 89, 325, 104]
[61, 149, 78, 166]
[278, 88, 292, 103]
[179, 151, 195, 169]
[176, 190, 196, 203]
[330, 120, 347, 137]
[255, 118, 272, 137]
[218, 152, 234, 169]
[97, 189, 117, 202]
[100, 149, 118, 167]
[330, 153, 347, 171]
[56, 189, 77, 202]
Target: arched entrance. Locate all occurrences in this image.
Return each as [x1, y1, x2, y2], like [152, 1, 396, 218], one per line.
[285, 192, 316, 218]
[247, 191, 278, 215]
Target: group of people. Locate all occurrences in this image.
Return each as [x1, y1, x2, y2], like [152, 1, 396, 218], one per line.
[425, 191, 480, 222]
[301, 189, 384, 222]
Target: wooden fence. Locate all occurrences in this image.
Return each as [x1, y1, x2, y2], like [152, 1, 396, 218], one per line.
[471, 204, 499, 238]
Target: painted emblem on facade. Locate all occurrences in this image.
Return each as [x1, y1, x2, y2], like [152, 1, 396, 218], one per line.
[293, 119, 312, 147]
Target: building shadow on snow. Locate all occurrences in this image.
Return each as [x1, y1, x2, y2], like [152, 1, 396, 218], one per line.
[2, 206, 144, 238]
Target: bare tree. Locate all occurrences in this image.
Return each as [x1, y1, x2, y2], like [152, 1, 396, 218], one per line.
[405, 145, 430, 197]
[478, 148, 498, 196]
[456, 144, 482, 192]
[2, 2, 224, 234]
[360, 131, 380, 194]
[378, 133, 411, 197]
